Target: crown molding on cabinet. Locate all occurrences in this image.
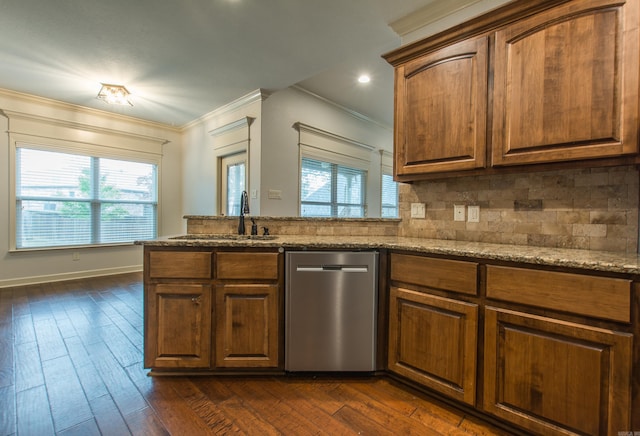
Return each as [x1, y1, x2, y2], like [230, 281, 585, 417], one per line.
[389, 0, 485, 37]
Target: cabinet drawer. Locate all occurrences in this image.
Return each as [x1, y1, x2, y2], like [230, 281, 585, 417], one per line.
[149, 251, 212, 279]
[390, 253, 478, 295]
[216, 252, 279, 280]
[486, 265, 631, 322]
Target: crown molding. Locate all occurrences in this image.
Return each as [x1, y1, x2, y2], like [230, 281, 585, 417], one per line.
[0, 87, 180, 133]
[294, 122, 375, 152]
[208, 116, 255, 137]
[291, 86, 392, 132]
[3, 109, 170, 146]
[389, 0, 484, 37]
[183, 89, 270, 130]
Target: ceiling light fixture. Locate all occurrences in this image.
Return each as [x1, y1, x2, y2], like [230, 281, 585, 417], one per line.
[357, 74, 371, 84]
[97, 83, 133, 106]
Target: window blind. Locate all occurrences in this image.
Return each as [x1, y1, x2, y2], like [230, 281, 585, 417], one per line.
[381, 173, 399, 218]
[300, 157, 366, 217]
[16, 147, 158, 249]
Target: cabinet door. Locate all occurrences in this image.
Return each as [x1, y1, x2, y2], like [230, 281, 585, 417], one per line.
[388, 287, 478, 405]
[492, 0, 639, 166]
[215, 284, 280, 368]
[394, 36, 488, 178]
[145, 283, 212, 369]
[483, 307, 632, 435]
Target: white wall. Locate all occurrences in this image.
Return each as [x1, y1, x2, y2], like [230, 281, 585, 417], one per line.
[260, 88, 393, 217]
[0, 90, 183, 287]
[260, 87, 393, 217]
[181, 87, 393, 218]
[181, 92, 263, 216]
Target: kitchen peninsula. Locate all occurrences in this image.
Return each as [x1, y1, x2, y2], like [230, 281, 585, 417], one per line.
[139, 216, 640, 436]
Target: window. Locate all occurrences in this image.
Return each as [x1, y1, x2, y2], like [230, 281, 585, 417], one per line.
[300, 157, 366, 217]
[15, 147, 158, 249]
[219, 152, 246, 216]
[381, 173, 399, 218]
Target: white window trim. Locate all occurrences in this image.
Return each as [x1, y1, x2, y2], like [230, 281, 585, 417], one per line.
[210, 117, 254, 214]
[295, 122, 374, 170]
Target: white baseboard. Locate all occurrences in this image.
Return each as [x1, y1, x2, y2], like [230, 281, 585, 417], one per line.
[0, 265, 143, 288]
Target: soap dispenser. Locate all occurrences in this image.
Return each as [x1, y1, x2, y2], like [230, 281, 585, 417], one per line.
[250, 218, 258, 236]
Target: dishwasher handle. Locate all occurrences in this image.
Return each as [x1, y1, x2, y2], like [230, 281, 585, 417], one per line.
[296, 265, 369, 272]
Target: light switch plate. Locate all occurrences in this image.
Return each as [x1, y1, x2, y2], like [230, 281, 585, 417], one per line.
[410, 203, 426, 218]
[468, 205, 480, 223]
[454, 204, 465, 221]
[268, 189, 282, 200]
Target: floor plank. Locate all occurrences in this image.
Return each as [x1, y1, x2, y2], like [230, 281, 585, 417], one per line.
[222, 377, 323, 435]
[41, 355, 94, 433]
[0, 384, 16, 436]
[197, 380, 280, 435]
[16, 385, 55, 436]
[89, 394, 131, 435]
[0, 272, 512, 436]
[163, 378, 243, 434]
[13, 341, 44, 393]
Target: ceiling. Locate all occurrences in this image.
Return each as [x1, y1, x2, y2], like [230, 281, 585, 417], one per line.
[0, 0, 463, 128]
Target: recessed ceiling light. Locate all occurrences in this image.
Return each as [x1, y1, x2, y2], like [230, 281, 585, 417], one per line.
[358, 75, 371, 84]
[97, 83, 133, 106]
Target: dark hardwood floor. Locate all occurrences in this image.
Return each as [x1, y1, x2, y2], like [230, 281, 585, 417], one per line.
[0, 272, 514, 435]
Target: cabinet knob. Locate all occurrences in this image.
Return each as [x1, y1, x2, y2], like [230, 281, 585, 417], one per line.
[191, 296, 201, 304]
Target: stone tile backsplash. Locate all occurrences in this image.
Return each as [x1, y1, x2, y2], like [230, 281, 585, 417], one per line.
[187, 217, 400, 237]
[398, 165, 639, 253]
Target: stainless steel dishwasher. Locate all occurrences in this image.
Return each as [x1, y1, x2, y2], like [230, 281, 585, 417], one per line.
[285, 251, 378, 372]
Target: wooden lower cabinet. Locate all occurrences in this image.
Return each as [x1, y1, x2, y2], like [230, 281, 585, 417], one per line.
[144, 247, 283, 372]
[388, 286, 478, 405]
[144, 282, 213, 369]
[483, 306, 633, 435]
[215, 283, 280, 368]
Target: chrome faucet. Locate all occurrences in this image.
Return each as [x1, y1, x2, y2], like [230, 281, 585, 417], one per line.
[237, 190, 250, 235]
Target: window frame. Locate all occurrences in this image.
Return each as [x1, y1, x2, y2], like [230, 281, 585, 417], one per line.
[10, 140, 161, 251]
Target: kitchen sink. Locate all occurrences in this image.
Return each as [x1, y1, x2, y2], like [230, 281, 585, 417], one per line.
[169, 234, 278, 241]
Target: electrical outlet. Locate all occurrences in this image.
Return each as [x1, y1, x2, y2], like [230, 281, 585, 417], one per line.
[468, 205, 480, 223]
[72, 251, 80, 261]
[410, 203, 426, 218]
[454, 204, 466, 221]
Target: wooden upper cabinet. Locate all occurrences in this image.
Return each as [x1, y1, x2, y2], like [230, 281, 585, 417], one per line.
[492, 0, 640, 166]
[394, 36, 488, 178]
[385, 0, 640, 178]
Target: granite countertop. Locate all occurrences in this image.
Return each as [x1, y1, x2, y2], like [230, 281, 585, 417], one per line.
[137, 234, 640, 276]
